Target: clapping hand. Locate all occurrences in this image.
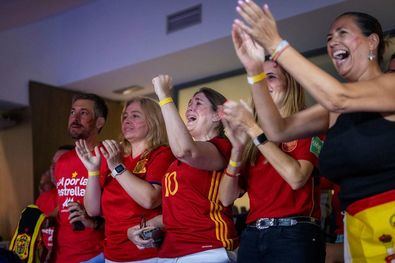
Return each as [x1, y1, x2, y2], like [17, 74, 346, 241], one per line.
[234, 1, 282, 55]
[222, 118, 248, 152]
[75, 139, 101, 172]
[222, 100, 257, 133]
[232, 23, 265, 74]
[100, 140, 123, 171]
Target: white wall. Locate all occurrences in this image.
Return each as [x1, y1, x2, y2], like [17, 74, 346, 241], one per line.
[0, 110, 33, 240]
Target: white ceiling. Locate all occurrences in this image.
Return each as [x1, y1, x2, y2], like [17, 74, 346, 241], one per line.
[0, 0, 394, 110]
[66, 0, 395, 100]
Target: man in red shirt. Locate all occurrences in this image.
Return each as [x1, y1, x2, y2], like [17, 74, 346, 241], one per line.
[36, 145, 75, 216]
[36, 145, 74, 261]
[53, 93, 108, 263]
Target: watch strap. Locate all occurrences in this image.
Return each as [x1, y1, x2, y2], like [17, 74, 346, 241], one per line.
[111, 163, 126, 177]
[253, 133, 268, 146]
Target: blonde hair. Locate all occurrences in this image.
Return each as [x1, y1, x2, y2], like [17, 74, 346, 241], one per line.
[242, 63, 305, 166]
[120, 96, 168, 156]
[280, 69, 306, 117]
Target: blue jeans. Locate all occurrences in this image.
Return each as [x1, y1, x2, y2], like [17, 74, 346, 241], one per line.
[81, 252, 105, 263]
[237, 223, 325, 263]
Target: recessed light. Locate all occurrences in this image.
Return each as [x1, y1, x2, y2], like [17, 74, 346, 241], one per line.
[113, 85, 144, 95]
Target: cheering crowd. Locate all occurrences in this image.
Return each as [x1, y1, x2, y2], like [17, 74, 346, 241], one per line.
[9, 1, 395, 263]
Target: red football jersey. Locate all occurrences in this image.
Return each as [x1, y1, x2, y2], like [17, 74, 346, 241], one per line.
[36, 188, 57, 215]
[35, 188, 57, 249]
[244, 137, 322, 224]
[101, 146, 175, 261]
[54, 149, 106, 263]
[159, 137, 238, 258]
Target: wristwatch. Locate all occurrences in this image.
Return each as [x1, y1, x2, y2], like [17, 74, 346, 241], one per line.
[253, 133, 268, 146]
[111, 163, 126, 177]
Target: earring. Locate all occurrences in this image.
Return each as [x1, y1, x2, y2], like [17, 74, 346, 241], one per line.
[368, 50, 376, 61]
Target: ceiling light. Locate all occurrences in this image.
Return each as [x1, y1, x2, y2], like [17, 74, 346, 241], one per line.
[113, 85, 144, 95]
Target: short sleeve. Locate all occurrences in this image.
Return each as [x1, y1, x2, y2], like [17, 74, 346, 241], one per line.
[281, 136, 325, 167]
[145, 146, 175, 185]
[209, 137, 232, 162]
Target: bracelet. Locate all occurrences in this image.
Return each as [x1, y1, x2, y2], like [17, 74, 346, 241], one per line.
[224, 169, 239, 178]
[247, 72, 267, 85]
[270, 40, 289, 61]
[253, 133, 268, 146]
[229, 160, 241, 168]
[159, 97, 173, 107]
[88, 170, 100, 176]
[272, 44, 289, 62]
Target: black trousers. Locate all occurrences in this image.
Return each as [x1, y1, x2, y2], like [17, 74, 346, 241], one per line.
[237, 223, 325, 263]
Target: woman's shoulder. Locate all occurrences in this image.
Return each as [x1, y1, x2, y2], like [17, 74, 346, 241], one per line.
[281, 135, 325, 157]
[372, 72, 395, 87]
[208, 136, 232, 158]
[209, 136, 231, 149]
[150, 145, 173, 157]
[291, 134, 325, 144]
[381, 72, 395, 79]
[209, 136, 230, 144]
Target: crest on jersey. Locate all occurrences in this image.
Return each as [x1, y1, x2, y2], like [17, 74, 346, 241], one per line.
[281, 140, 297, 152]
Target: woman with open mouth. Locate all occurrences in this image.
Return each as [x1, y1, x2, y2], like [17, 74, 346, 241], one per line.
[219, 56, 325, 262]
[129, 75, 238, 263]
[233, 1, 395, 262]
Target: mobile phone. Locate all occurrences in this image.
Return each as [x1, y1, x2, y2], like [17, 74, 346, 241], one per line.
[140, 227, 163, 245]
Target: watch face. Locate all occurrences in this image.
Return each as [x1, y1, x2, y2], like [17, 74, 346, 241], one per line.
[115, 164, 125, 173]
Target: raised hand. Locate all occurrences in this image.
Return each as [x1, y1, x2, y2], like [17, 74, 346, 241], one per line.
[222, 118, 248, 152]
[232, 24, 265, 74]
[152, 74, 172, 100]
[100, 140, 123, 171]
[75, 139, 101, 172]
[234, 1, 282, 55]
[222, 100, 256, 132]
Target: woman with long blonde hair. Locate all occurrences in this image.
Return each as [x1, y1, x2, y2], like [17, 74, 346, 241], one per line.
[220, 58, 325, 262]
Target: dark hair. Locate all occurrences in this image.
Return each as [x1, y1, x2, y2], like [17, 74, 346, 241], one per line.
[336, 12, 384, 63]
[391, 53, 395, 61]
[72, 93, 108, 121]
[193, 87, 227, 137]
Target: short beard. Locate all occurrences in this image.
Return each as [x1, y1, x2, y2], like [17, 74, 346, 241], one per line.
[69, 129, 90, 140]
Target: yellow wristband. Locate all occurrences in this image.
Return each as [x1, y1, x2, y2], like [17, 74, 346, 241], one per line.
[247, 72, 267, 85]
[229, 160, 241, 168]
[159, 97, 173, 107]
[88, 170, 100, 177]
